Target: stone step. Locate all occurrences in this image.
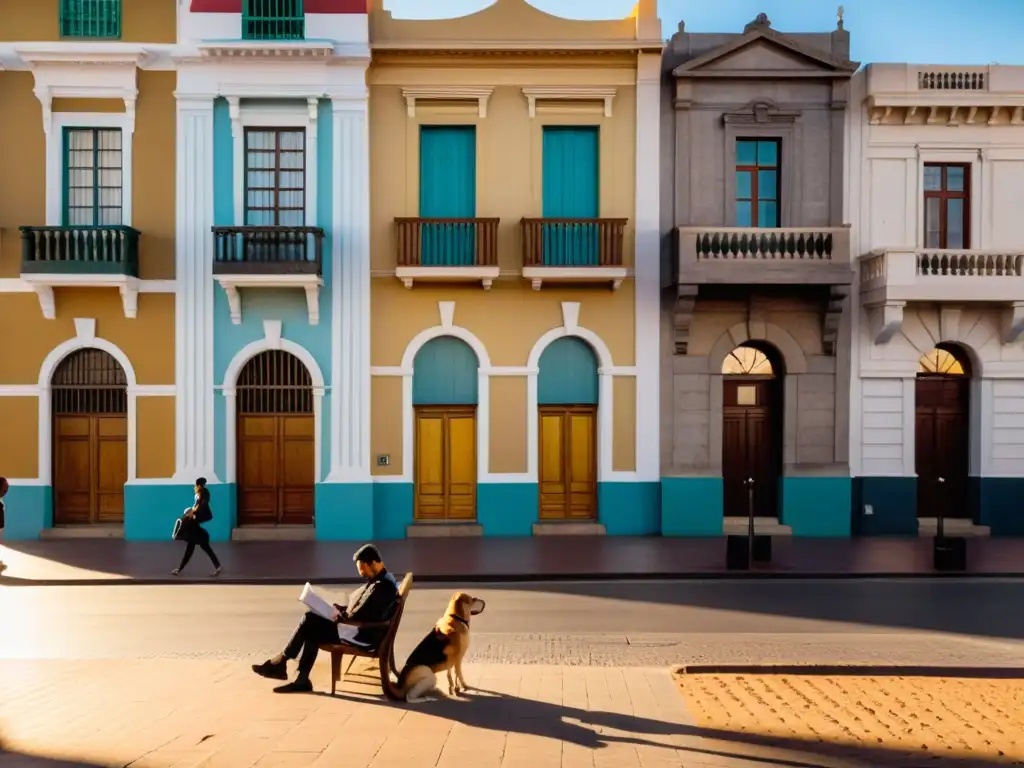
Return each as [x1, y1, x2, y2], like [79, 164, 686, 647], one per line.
[41, 525, 124, 540]
[723, 517, 793, 536]
[406, 523, 483, 538]
[917, 518, 991, 538]
[532, 522, 607, 536]
[231, 525, 315, 542]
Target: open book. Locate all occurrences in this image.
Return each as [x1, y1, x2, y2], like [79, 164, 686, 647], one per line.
[299, 582, 338, 622]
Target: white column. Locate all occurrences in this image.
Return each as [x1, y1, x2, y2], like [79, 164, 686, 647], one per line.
[634, 53, 661, 482]
[326, 95, 371, 483]
[172, 96, 218, 483]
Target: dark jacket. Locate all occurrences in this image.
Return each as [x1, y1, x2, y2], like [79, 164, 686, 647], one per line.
[343, 569, 399, 647]
[181, 488, 213, 545]
[0, 498, 5, 530]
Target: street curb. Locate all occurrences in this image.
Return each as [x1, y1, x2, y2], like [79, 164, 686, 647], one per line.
[2, 571, 1023, 587]
[673, 664, 1024, 678]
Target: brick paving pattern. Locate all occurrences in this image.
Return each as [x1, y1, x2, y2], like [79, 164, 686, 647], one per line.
[675, 672, 1023, 765]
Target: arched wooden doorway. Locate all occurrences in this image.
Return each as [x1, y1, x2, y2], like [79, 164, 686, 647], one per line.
[537, 337, 598, 520]
[721, 343, 783, 518]
[413, 337, 478, 522]
[916, 345, 970, 520]
[236, 350, 315, 526]
[51, 349, 128, 525]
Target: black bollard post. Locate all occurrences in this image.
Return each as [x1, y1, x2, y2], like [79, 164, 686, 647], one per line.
[746, 477, 755, 566]
[933, 475, 966, 571]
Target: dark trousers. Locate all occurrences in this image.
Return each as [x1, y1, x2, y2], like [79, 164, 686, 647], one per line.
[284, 611, 340, 678]
[177, 539, 221, 571]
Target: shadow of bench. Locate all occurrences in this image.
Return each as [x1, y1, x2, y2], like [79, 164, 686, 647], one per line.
[319, 572, 413, 700]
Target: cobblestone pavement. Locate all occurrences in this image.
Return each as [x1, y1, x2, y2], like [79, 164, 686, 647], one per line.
[675, 672, 1024, 766]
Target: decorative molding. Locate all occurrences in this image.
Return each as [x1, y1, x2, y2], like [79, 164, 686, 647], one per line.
[522, 86, 617, 118]
[402, 87, 493, 118]
[395, 266, 498, 290]
[213, 274, 323, 326]
[822, 285, 849, 356]
[20, 275, 140, 320]
[722, 99, 800, 126]
[522, 266, 626, 291]
[438, 301, 455, 330]
[560, 301, 580, 332]
[197, 40, 336, 59]
[870, 301, 906, 345]
[673, 284, 698, 354]
[74, 317, 96, 341]
[1003, 302, 1024, 344]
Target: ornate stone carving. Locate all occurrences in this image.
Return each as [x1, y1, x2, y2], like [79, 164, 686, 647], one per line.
[673, 284, 699, 355]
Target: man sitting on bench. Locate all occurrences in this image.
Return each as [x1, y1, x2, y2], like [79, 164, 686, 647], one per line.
[252, 544, 399, 694]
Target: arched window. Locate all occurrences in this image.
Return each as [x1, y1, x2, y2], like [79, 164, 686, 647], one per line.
[917, 346, 968, 376]
[237, 350, 313, 414]
[51, 348, 128, 414]
[722, 345, 774, 376]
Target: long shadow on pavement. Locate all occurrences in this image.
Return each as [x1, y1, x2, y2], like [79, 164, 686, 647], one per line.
[326, 685, 1012, 768]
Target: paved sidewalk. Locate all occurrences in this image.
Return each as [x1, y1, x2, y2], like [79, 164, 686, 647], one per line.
[2, 659, 1020, 768]
[3, 536, 1024, 585]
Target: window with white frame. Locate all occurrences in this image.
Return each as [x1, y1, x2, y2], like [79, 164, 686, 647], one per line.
[64, 127, 123, 226]
[244, 128, 306, 227]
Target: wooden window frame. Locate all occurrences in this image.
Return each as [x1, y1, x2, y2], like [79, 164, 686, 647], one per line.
[63, 127, 123, 227]
[923, 163, 971, 249]
[735, 138, 780, 228]
[59, 0, 122, 39]
[244, 127, 306, 227]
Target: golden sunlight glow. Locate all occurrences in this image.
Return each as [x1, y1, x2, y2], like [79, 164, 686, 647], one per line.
[918, 348, 965, 376]
[722, 346, 773, 375]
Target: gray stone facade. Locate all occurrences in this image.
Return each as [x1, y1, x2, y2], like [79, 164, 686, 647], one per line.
[660, 13, 858, 480]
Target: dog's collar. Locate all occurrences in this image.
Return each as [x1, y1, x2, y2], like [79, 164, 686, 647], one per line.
[449, 614, 470, 626]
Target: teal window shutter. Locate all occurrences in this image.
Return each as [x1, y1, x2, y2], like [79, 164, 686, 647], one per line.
[63, 127, 124, 227]
[538, 337, 599, 405]
[413, 337, 479, 406]
[541, 127, 600, 265]
[243, 0, 305, 41]
[59, 0, 121, 39]
[418, 126, 477, 266]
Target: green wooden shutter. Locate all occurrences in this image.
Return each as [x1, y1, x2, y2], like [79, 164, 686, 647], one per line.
[243, 0, 305, 40]
[59, 0, 121, 39]
[418, 126, 477, 266]
[413, 337, 479, 406]
[538, 337, 599, 405]
[541, 127, 600, 265]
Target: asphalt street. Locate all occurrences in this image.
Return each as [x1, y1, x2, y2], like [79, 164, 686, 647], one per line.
[3, 578, 1024, 667]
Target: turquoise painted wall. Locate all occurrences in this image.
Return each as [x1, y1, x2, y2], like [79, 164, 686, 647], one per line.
[373, 483, 414, 540]
[538, 337, 598, 405]
[478, 483, 538, 536]
[0, 485, 52, 540]
[125, 483, 235, 542]
[974, 477, 1024, 535]
[780, 477, 851, 536]
[599, 482, 661, 535]
[412, 336, 479, 405]
[315, 483, 374, 541]
[213, 98, 234, 227]
[660, 477, 724, 536]
[852, 477, 917, 535]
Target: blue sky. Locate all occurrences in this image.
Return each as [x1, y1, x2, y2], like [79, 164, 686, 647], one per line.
[383, 0, 1024, 65]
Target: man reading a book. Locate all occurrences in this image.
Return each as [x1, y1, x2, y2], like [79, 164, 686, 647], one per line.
[252, 544, 399, 694]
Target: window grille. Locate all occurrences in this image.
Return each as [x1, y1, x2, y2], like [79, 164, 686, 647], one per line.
[59, 0, 121, 39]
[243, 0, 305, 41]
[237, 351, 313, 414]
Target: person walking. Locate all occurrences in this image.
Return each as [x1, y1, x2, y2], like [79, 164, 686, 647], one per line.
[0, 476, 8, 575]
[172, 477, 222, 577]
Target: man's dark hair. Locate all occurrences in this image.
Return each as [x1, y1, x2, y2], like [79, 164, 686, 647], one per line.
[353, 544, 382, 564]
[195, 477, 207, 487]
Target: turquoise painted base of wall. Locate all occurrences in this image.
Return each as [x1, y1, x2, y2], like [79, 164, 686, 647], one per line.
[316, 484, 374, 541]
[478, 483, 537, 536]
[781, 477, 851, 537]
[1, 485, 52, 540]
[373, 483, 413, 540]
[659, 477, 723, 536]
[598, 482, 660, 535]
[974, 477, 1024, 535]
[125, 484, 235, 542]
[852, 477, 917, 536]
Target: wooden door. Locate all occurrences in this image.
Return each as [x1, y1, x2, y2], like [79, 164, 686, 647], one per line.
[53, 414, 127, 525]
[538, 406, 597, 520]
[414, 407, 477, 521]
[722, 379, 778, 518]
[915, 377, 969, 519]
[237, 415, 315, 526]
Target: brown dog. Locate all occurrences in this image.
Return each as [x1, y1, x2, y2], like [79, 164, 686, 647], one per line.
[396, 592, 485, 703]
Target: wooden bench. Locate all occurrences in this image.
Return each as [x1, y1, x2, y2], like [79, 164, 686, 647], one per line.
[318, 572, 413, 700]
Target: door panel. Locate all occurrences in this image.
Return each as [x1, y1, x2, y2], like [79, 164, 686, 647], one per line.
[446, 414, 477, 520]
[915, 378, 969, 519]
[722, 379, 779, 518]
[53, 414, 126, 525]
[279, 415, 315, 525]
[538, 406, 597, 521]
[414, 408, 478, 521]
[237, 414, 315, 526]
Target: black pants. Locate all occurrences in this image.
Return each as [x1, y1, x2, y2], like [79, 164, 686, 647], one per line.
[284, 611, 341, 678]
[177, 538, 220, 571]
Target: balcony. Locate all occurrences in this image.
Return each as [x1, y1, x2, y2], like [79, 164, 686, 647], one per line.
[394, 218, 500, 289]
[19, 225, 141, 319]
[520, 218, 628, 290]
[211, 225, 324, 326]
[861, 247, 1024, 344]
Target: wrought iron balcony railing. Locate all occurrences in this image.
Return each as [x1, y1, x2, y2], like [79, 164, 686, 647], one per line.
[20, 225, 140, 276]
[211, 226, 323, 275]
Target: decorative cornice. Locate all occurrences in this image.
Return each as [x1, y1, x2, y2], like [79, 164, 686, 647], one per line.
[402, 86, 494, 118]
[14, 44, 152, 68]
[673, 284, 699, 355]
[722, 99, 800, 126]
[822, 285, 848, 356]
[522, 86, 617, 118]
[196, 40, 342, 60]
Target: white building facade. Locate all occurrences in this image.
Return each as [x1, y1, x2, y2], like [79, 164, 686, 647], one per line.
[849, 64, 1024, 536]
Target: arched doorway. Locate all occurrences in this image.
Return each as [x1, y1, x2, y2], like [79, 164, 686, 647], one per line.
[915, 345, 970, 520]
[721, 343, 783, 518]
[537, 337, 598, 520]
[236, 350, 315, 526]
[51, 349, 128, 525]
[412, 337, 478, 521]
